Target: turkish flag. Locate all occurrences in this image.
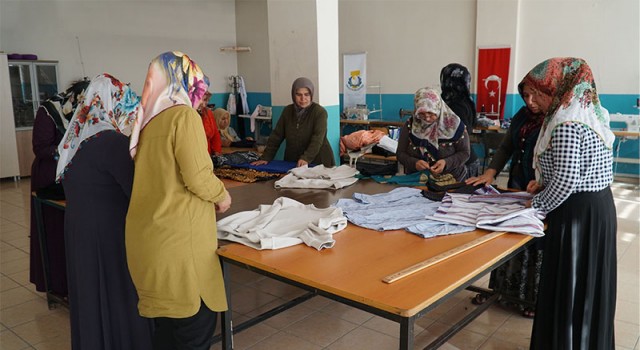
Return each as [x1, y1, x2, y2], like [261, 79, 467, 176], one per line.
[477, 47, 511, 121]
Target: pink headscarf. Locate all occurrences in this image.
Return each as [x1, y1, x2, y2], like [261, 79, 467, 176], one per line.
[129, 51, 209, 158]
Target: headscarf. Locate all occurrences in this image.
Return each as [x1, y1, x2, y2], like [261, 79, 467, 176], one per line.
[410, 87, 465, 158]
[56, 74, 141, 181]
[129, 51, 209, 158]
[440, 63, 473, 106]
[213, 108, 237, 142]
[519, 57, 615, 180]
[40, 80, 90, 134]
[291, 77, 315, 118]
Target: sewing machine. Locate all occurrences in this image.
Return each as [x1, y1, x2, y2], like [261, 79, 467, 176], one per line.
[609, 113, 640, 176]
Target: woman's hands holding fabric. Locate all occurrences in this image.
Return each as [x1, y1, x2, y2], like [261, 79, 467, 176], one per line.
[251, 160, 268, 166]
[466, 169, 497, 186]
[526, 180, 543, 194]
[215, 190, 232, 213]
[297, 159, 308, 168]
[429, 159, 446, 174]
[415, 160, 431, 171]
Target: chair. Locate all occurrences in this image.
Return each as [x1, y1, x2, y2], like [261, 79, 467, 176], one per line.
[481, 132, 506, 172]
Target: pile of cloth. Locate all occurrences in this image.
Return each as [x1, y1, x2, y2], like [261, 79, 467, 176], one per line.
[274, 165, 359, 189]
[217, 197, 347, 250]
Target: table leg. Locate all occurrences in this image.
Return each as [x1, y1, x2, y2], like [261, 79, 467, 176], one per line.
[220, 259, 234, 349]
[32, 196, 56, 310]
[399, 317, 415, 350]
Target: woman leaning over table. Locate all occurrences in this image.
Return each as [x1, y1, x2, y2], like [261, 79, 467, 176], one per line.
[251, 77, 335, 167]
[396, 87, 470, 180]
[126, 51, 231, 350]
[522, 57, 617, 350]
[465, 77, 546, 318]
[57, 74, 153, 350]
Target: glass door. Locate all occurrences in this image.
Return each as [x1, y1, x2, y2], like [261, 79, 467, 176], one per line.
[34, 63, 59, 104]
[8, 62, 36, 128]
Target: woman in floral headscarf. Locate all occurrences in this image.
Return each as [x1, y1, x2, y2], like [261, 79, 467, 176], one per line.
[56, 74, 153, 350]
[125, 51, 231, 350]
[396, 87, 470, 180]
[521, 58, 617, 350]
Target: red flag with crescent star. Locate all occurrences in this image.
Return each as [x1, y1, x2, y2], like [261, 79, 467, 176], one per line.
[476, 47, 511, 121]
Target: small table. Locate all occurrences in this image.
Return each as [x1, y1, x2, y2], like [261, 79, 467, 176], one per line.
[31, 193, 69, 309]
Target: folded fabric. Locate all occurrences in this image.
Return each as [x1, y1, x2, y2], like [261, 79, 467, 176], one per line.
[371, 171, 429, 186]
[275, 165, 359, 189]
[212, 151, 260, 167]
[217, 197, 347, 250]
[340, 129, 386, 155]
[231, 160, 298, 174]
[213, 167, 280, 183]
[377, 135, 397, 154]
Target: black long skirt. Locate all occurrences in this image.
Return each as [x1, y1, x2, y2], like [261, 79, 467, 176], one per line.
[530, 187, 617, 350]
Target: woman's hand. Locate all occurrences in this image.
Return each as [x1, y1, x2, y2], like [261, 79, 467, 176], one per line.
[215, 190, 232, 213]
[221, 139, 232, 147]
[430, 159, 446, 174]
[297, 159, 308, 168]
[415, 160, 431, 171]
[526, 180, 542, 194]
[466, 169, 497, 186]
[251, 160, 268, 166]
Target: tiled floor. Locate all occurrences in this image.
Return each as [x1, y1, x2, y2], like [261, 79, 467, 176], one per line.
[1, 177, 638, 349]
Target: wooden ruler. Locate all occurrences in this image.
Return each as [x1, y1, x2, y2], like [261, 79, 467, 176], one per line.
[382, 231, 507, 284]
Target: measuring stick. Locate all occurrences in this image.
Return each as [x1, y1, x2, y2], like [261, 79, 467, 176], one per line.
[382, 231, 507, 284]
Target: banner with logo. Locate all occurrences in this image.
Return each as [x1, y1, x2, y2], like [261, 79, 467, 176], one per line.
[476, 47, 511, 121]
[343, 52, 367, 109]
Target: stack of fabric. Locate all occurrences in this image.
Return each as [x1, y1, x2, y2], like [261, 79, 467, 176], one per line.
[274, 165, 359, 189]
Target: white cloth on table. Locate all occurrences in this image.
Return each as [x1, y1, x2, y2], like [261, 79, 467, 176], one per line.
[217, 197, 347, 250]
[377, 135, 398, 154]
[275, 165, 359, 189]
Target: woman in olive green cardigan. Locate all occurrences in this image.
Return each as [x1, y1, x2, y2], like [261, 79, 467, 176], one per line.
[252, 77, 335, 167]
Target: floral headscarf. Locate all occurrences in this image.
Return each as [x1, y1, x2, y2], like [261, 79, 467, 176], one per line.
[410, 87, 464, 158]
[56, 74, 140, 181]
[129, 51, 209, 158]
[519, 57, 614, 180]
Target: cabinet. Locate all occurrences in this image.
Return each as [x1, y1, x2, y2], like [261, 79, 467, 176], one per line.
[8, 60, 59, 128]
[6, 60, 59, 177]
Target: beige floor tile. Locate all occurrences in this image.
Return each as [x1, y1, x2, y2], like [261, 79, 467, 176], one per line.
[465, 303, 512, 336]
[361, 315, 401, 338]
[285, 310, 359, 347]
[229, 322, 278, 350]
[11, 312, 70, 345]
[31, 332, 71, 350]
[3, 236, 30, 251]
[414, 321, 487, 350]
[320, 302, 375, 325]
[479, 337, 528, 350]
[615, 320, 640, 349]
[0, 256, 30, 275]
[618, 280, 640, 303]
[1, 247, 29, 264]
[229, 286, 279, 315]
[301, 295, 335, 310]
[616, 299, 640, 325]
[0, 298, 61, 328]
[0, 276, 20, 292]
[0, 329, 30, 350]
[252, 277, 306, 300]
[245, 331, 321, 350]
[261, 303, 316, 330]
[326, 326, 398, 350]
[490, 314, 533, 348]
[0, 286, 41, 310]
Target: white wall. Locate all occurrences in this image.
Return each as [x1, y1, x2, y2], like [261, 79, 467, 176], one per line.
[516, 0, 639, 94]
[339, 0, 477, 93]
[0, 0, 239, 95]
[236, 0, 271, 93]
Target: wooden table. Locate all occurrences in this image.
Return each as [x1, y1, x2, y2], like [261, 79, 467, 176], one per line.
[215, 180, 533, 349]
[31, 193, 68, 309]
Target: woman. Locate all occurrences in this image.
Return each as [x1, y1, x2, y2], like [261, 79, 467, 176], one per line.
[440, 63, 480, 177]
[465, 85, 545, 318]
[126, 51, 231, 350]
[396, 87, 470, 180]
[197, 91, 222, 156]
[251, 77, 335, 167]
[522, 58, 617, 350]
[56, 74, 153, 349]
[29, 79, 88, 298]
[213, 107, 255, 148]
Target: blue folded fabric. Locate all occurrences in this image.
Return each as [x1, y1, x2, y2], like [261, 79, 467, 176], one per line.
[371, 171, 429, 186]
[230, 160, 298, 174]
